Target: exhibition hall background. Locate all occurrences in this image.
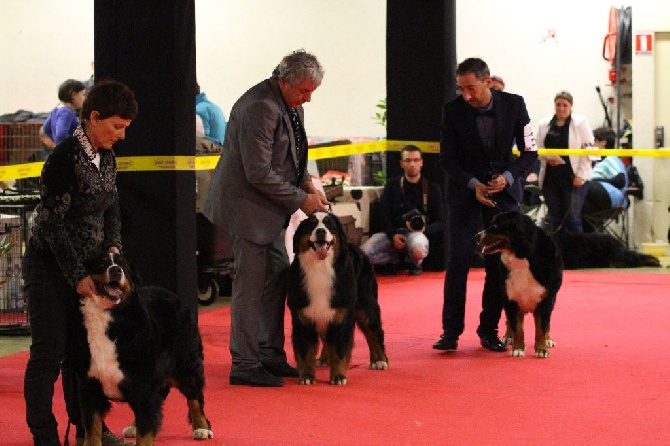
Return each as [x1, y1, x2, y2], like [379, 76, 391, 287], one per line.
[1, 1, 670, 303]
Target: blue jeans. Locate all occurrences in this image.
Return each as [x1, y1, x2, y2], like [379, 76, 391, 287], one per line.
[543, 180, 588, 234]
[361, 232, 429, 268]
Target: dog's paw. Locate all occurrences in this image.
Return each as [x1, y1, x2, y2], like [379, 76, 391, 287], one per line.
[330, 375, 348, 385]
[546, 338, 556, 348]
[534, 349, 550, 358]
[370, 360, 388, 370]
[122, 422, 136, 438]
[510, 348, 525, 357]
[193, 428, 214, 440]
[502, 335, 513, 345]
[298, 376, 316, 385]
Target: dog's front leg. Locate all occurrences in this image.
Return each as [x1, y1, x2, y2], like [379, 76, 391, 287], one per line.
[293, 315, 319, 384]
[501, 301, 517, 346]
[533, 315, 550, 358]
[323, 321, 354, 385]
[83, 412, 103, 446]
[511, 312, 526, 357]
[322, 341, 351, 385]
[296, 341, 318, 384]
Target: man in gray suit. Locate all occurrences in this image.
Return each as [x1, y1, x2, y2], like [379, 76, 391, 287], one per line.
[204, 49, 329, 387]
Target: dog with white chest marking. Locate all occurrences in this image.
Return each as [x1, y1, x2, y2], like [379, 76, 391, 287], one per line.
[74, 252, 213, 445]
[288, 212, 388, 385]
[479, 211, 563, 358]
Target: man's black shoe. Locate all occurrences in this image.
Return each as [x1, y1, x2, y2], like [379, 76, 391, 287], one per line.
[479, 334, 507, 352]
[230, 367, 284, 387]
[432, 334, 458, 351]
[262, 361, 299, 377]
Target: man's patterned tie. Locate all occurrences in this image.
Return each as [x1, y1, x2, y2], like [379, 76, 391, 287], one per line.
[288, 108, 303, 158]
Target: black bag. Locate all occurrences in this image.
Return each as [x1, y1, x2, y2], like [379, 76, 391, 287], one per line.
[626, 164, 644, 200]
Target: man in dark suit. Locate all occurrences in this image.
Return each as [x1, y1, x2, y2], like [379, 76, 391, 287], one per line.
[204, 50, 329, 386]
[434, 58, 538, 352]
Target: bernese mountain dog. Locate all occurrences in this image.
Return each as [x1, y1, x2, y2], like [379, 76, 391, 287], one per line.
[479, 211, 563, 358]
[288, 212, 388, 385]
[74, 252, 213, 445]
[557, 231, 661, 269]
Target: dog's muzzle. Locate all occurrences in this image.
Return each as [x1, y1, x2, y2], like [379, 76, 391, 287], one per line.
[309, 228, 333, 260]
[97, 265, 126, 304]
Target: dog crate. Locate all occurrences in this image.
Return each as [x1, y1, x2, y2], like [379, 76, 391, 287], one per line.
[0, 204, 31, 334]
[0, 122, 43, 166]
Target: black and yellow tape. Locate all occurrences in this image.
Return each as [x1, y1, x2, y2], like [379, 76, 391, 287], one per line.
[0, 140, 668, 182]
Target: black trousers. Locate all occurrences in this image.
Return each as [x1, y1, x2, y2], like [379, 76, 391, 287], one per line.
[23, 248, 83, 445]
[442, 193, 518, 338]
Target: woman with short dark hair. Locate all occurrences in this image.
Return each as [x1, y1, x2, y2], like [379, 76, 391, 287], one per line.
[23, 80, 137, 446]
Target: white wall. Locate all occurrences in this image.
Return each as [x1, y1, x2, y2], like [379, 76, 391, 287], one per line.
[0, 0, 659, 138]
[0, 0, 95, 115]
[0, 0, 387, 139]
[457, 0, 623, 135]
[194, 1, 387, 138]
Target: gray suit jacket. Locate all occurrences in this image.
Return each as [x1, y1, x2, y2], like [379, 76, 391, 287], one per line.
[203, 78, 309, 245]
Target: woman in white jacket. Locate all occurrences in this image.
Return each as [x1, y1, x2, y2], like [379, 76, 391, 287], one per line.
[537, 91, 594, 234]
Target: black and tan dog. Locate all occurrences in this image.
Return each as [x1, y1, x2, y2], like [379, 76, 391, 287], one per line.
[75, 252, 213, 445]
[479, 211, 563, 358]
[288, 212, 388, 385]
[556, 231, 661, 269]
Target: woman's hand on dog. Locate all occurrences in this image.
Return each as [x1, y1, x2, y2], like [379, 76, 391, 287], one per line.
[77, 275, 97, 299]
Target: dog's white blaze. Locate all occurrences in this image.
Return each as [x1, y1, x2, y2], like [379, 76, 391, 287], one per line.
[309, 216, 334, 244]
[298, 250, 336, 334]
[501, 252, 546, 313]
[80, 296, 125, 400]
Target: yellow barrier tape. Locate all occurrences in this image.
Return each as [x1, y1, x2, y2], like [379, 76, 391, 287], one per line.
[1, 143, 668, 181]
[309, 140, 386, 160]
[0, 162, 43, 182]
[115, 155, 197, 172]
[525, 148, 670, 157]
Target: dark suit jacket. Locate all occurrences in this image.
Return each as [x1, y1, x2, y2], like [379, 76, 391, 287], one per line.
[203, 78, 309, 245]
[440, 89, 538, 204]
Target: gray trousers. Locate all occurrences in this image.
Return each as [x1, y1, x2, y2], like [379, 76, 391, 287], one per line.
[230, 231, 290, 372]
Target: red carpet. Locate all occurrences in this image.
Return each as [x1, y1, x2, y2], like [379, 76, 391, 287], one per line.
[2, 269, 670, 445]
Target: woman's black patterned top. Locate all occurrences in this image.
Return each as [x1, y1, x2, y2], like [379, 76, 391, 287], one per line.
[29, 125, 122, 287]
